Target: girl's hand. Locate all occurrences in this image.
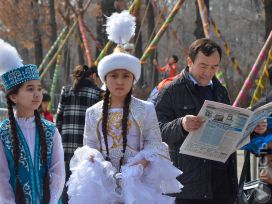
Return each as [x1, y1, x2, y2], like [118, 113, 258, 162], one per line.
[132, 159, 150, 168]
[89, 155, 95, 163]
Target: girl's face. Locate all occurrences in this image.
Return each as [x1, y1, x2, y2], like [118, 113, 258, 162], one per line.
[10, 80, 43, 116]
[254, 119, 268, 135]
[105, 69, 134, 98]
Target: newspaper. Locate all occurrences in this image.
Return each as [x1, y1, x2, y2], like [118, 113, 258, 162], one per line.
[179, 100, 272, 163]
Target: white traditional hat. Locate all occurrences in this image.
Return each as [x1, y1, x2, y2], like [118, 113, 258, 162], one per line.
[0, 39, 40, 91]
[97, 10, 141, 84]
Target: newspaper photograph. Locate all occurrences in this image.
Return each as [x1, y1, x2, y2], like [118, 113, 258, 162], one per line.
[179, 100, 272, 163]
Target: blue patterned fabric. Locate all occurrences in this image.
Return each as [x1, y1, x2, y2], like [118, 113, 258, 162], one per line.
[268, 117, 272, 129]
[242, 133, 272, 155]
[0, 118, 55, 204]
[1, 64, 40, 91]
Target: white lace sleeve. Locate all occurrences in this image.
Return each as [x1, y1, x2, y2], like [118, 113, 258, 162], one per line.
[83, 108, 99, 149]
[49, 128, 65, 204]
[142, 102, 170, 158]
[0, 140, 16, 204]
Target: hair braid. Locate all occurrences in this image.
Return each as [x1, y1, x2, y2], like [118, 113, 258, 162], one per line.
[102, 89, 111, 161]
[6, 97, 25, 204]
[34, 110, 50, 204]
[119, 89, 132, 171]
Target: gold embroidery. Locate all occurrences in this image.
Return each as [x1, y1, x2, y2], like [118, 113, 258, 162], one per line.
[107, 111, 132, 148]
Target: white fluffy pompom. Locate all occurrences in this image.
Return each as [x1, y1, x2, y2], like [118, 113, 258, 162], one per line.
[106, 10, 136, 45]
[0, 39, 23, 75]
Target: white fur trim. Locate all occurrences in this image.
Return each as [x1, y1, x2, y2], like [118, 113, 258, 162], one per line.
[98, 53, 141, 84]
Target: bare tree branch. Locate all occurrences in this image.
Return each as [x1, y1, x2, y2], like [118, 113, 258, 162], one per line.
[82, 0, 93, 13]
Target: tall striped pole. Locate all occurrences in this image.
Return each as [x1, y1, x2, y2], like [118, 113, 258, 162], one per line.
[38, 26, 68, 72]
[197, 0, 210, 38]
[233, 31, 272, 107]
[250, 47, 272, 106]
[49, 49, 63, 111]
[40, 20, 78, 79]
[140, 0, 186, 64]
[78, 14, 93, 66]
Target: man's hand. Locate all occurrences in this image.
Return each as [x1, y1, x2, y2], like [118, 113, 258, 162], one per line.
[254, 119, 268, 135]
[182, 115, 205, 132]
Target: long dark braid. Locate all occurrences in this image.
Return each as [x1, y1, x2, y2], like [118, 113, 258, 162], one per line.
[6, 97, 25, 204]
[34, 110, 50, 204]
[102, 89, 111, 161]
[101, 88, 132, 171]
[119, 89, 132, 172]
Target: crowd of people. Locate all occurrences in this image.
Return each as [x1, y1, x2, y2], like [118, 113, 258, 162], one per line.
[0, 10, 271, 204]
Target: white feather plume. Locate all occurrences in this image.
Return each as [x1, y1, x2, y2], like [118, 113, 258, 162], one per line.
[106, 10, 136, 45]
[0, 39, 23, 75]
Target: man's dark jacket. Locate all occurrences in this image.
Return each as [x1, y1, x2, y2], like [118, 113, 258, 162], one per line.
[155, 68, 238, 200]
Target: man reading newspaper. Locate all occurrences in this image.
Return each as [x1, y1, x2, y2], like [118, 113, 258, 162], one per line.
[156, 38, 237, 204]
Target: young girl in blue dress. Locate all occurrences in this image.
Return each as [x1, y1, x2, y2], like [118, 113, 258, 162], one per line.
[0, 39, 65, 204]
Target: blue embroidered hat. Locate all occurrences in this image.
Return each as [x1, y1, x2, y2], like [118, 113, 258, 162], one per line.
[0, 39, 40, 91]
[1, 64, 40, 91]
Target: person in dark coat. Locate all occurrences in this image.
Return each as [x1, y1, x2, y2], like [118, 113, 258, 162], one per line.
[56, 64, 103, 203]
[242, 77, 272, 193]
[155, 38, 238, 204]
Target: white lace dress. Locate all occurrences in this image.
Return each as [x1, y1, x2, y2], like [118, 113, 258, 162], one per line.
[67, 98, 183, 204]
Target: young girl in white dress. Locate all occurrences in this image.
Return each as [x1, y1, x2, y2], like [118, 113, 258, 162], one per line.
[0, 39, 65, 204]
[67, 11, 183, 204]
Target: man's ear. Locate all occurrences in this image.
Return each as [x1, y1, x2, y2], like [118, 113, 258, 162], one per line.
[9, 94, 17, 104]
[187, 57, 193, 67]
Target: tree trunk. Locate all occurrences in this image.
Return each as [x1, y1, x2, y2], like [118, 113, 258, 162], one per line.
[194, 0, 209, 39]
[146, 0, 157, 87]
[48, 0, 57, 44]
[77, 26, 85, 65]
[264, 0, 272, 40]
[48, 0, 58, 81]
[76, 0, 85, 65]
[134, 4, 143, 86]
[134, 18, 143, 60]
[31, 1, 43, 66]
[64, 44, 71, 86]
[96, 0, 116, 57]
[135, 31, 144, 86]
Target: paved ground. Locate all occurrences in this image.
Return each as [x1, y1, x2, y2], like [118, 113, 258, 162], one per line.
[237, 150, 258, 182]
